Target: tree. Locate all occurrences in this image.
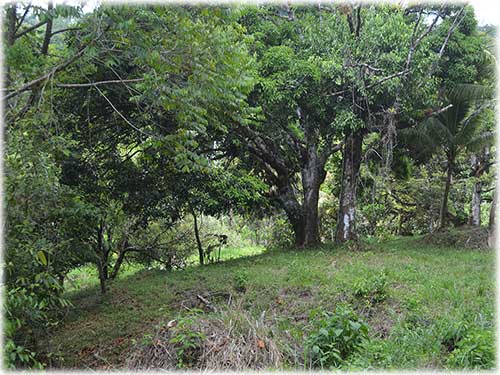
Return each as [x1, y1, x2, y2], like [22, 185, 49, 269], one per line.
[4, 116, 96, 368]
[414, 83, 493, 229]
[51, 5, 262, 286]
[237, 4, 458, 245]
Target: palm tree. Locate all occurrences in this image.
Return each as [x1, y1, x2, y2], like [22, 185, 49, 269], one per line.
[416, 83, 493, 229]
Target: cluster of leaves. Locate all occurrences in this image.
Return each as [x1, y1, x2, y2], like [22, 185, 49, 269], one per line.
[446, 327, 494, 369]
[353, 271, 389, 304]
[4, 120, 97, 368]
[304, 306, 369, 369]
[169, 310, 207, 368]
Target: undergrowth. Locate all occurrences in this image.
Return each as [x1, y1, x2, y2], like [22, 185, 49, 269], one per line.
[44, 236, 494, 370]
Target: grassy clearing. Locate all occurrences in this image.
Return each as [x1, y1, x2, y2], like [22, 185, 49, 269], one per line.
[45, 236, 494, 370]
[64, 246, 264, 293]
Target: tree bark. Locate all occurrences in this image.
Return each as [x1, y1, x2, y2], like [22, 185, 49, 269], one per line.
[335, 131, 363, 243]
[193, 211, 204, 265]
[469, 148, 491, 226]
[301, 144, 327, 246]
[5, 5, 17, 47]
[96, 258, 107, 295]
[96, 220, 108, 294]
[41, 1, 53, 55]
[5, 4, 17, 88]
[110, 239, 128, 280]
[488, 190, 496, 248]
[278, 183, 305, 247]
[439, 154, 454, 229]
[470, 180, 482, 226]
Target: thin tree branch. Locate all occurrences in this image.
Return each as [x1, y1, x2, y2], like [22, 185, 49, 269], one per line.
[51, 27, 81, 37]
[56, 78, 144, 88]
[14, 18, 48, 39]
[15, 4, 32, 34]
[94, 85, 157, 138]
[427, 6, 466, 78]
[3, 46, 88, 101]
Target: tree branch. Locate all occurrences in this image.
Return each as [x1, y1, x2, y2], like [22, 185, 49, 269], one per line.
[3, 46, 87, 101]
[51, 27, 81, 37]
[56, 78, 144, 88]
[14, 18, 48, 39]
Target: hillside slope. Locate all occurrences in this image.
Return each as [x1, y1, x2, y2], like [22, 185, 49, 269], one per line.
[44, 236, 495, 370]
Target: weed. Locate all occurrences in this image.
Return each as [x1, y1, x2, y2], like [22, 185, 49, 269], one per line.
[233, 271, 248, 293]
[169, 310, 206, 368]
[353, 270, 388, 303]
[446, 327, 494, 369]
[304, 305, 369, 369]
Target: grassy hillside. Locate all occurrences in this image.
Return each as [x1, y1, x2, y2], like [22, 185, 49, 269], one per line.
[44, 236, 494, 370]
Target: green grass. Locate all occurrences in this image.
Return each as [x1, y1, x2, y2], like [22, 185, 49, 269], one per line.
[64, 246, 264, 293]
[186, 245, 265, 263]
[45, 237, 494, 370]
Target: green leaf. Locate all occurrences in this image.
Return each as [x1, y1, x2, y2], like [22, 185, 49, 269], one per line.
[37, 251, 47, 266]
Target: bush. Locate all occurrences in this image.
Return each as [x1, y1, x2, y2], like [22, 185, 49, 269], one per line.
[304, 306, 369, 369]
[4, 124, 96, 368]
[446, 328, 494, 369]
[169, 311, 207, 368]
[353, 271, 389, 304]
[233, 271, 248, 293]
[257, 215, 294, 248]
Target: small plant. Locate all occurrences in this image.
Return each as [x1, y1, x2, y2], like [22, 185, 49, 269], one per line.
[304, 306, 369, 369]
[233, 271, 248, 293]
[169, 310, 206, 368]
[446, 328, 494, 369]
[436, 319, 468, 353]
[353, 271, 388, 303]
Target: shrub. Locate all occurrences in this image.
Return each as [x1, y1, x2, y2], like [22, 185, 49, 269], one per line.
[353, 271, 389, 303]
[233, 271, 248, 293]
[304, 306, 369, 369]
[169, 311, 207, 368]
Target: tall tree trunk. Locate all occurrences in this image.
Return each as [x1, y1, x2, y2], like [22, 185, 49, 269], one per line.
[488, 190, 496, 248]
[336, 131, 363, 243]
[470, 181, 482, 226]
[110, 239, 128, 280]
[278, 183, 305, 247]
[96, 258, 106, 295]
[439, 155, 454, 229]
[5, 4, 17, 88]
[41, 2, 53, 55]
[193, 211, 204, 265]
[469, 149, 491, 226]
[301, 145, 327, 247]
[96, 220, 108, 294]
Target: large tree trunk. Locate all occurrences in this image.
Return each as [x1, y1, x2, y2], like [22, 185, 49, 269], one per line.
[301, 144, 327, 247]
[335, 131, 363, 243]
[110, 239, 129, 280]
[439, 155, 454, 229]
[5, 4, 17, 88]
[278, 183, 305, 247]
[41, 2, 53, 55]
[469, 149, 491, 226]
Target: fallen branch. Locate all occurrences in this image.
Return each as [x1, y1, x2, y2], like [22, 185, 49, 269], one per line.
[197, 294, 217, 312]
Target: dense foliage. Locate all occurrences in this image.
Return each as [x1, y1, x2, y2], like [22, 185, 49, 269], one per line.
[2, 1, 495, 370]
